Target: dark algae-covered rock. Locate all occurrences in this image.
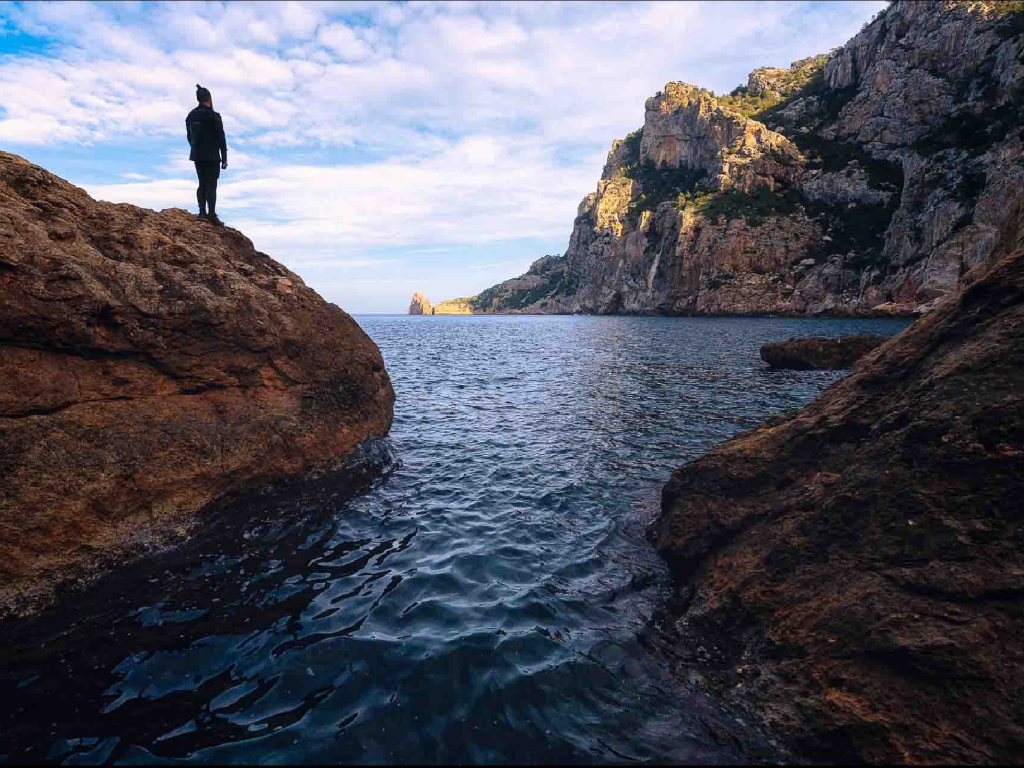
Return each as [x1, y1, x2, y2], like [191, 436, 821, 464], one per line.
[760, 335, 887, 369]
[0, 151, 395, 616]
[648, 246, 1024, 764]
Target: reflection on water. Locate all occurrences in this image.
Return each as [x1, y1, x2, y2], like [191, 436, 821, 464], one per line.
[0, 315, 908, 764]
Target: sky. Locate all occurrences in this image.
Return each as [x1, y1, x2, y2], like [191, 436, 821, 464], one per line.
[0, 0, 886, 313]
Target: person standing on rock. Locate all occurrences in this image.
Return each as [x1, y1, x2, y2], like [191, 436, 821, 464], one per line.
[186, 84, 228, 225]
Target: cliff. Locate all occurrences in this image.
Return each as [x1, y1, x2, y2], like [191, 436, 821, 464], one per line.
[648, 243, 1024, 763]
[0, 151, 395, 615]
[452, 1, 1024, 316]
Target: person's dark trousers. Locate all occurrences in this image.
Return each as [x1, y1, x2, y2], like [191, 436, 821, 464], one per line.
[194, 161, 221, 216]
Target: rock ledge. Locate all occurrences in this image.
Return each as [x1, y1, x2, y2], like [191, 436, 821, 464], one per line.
[0, 151, 395, 616]
[760, 335, 888, 370]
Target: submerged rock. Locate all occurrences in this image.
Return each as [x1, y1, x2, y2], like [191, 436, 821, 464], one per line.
[408, 291, 433, 315]
[0, 151, 395, 615]
[649, 246, 1024, 763]
[760, 335, 887, 370]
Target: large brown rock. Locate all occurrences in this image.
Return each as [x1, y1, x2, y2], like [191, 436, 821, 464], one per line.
[0, 151, 395, 615]
[760, 335, 888, 370]
[648, 247, 1024, 763]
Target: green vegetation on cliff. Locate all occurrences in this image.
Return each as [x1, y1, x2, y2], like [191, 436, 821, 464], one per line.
[625, 159, 707, 227]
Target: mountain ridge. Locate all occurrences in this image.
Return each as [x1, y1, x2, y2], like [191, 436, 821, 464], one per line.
[424, 0, 1024, 318]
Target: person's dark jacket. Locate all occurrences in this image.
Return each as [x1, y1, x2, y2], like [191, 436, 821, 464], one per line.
[186, 104, 227, 163]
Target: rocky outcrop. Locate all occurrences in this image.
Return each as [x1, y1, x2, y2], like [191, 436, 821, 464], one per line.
[408, 291, 433, 315]
[460, 1, 1024, 317]
[639, 83, 801, 193]
[432, 298, 474, 314]
[647, 245, 1024, 763]
[760, 335, 887, 369]
[0, 151, 395, 615]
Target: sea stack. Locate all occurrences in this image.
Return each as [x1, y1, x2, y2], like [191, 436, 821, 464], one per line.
[408, 292, 433, 315]
[0, 151, 396, 615]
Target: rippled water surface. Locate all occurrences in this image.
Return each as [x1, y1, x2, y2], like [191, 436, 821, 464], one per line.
[0, 315, 909, 764]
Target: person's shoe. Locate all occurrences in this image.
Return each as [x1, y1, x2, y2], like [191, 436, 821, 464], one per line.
[207, 213, 223, 226]
[197, 212, 208, 221]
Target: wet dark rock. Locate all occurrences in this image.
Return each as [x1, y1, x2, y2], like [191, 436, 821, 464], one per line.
[650, 246, 1024, 764]
[0, 151, 395, 616]
[760, 335, 888, 370]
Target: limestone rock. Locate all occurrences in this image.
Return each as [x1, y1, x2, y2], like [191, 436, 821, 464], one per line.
[408, 291, 433, 315]
[640, 82, 800, 192]
[468, 1, 1024, 318]
[0, 151, 395, 615]
[760, 335, 888, 369]
[649, 246, 1024, 763]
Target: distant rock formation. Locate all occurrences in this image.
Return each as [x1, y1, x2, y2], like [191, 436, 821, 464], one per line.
[649, 244, 1024, 763]
[0, 151, 395, 615]
[760, 335, 888, 369]
[408, 291, 433, 315]
[432, 298, 475, 314]
[460, 1, 1024, 317]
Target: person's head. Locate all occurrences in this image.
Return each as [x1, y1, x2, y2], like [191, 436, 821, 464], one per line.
[196, 84, 212, 107]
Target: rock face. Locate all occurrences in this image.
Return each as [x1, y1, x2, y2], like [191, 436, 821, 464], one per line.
[0, 151, 395, 615]
[408, 291, 433, 315]
[760, 335, 887, 369]
[458, 1, 1024, 317]
[648, 245, 1024, 764]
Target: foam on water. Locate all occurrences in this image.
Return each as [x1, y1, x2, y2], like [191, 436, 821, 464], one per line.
[0, 315, 908, 764]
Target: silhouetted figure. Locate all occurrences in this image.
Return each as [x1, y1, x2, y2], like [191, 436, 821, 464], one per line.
[186, 84, 228, 224]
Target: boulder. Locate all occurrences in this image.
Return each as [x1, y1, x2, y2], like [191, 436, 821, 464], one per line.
[760, 334, 888, 369]
[0, 151, 395, 615]
[649, 247, 1024, 763]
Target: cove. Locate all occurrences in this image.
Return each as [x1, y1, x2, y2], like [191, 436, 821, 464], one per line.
[0, 315, 907, 764]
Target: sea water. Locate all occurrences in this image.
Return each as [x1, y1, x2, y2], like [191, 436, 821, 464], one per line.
[0, 315, 909, 764]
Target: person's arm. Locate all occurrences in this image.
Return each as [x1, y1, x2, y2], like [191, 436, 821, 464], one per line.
[186, 115, 192, 146]
[217, 113, 228, 168]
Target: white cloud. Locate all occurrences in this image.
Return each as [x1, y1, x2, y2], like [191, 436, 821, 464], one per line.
[1, 0, 886, 310]
[317, 23, 373, 60]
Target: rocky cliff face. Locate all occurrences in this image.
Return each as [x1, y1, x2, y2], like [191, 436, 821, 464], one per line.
[648, 244, 1024, 763]
[408, 291, 433, 315]
[458, 1, 1024, 316]
[0, 151, 395, 615]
